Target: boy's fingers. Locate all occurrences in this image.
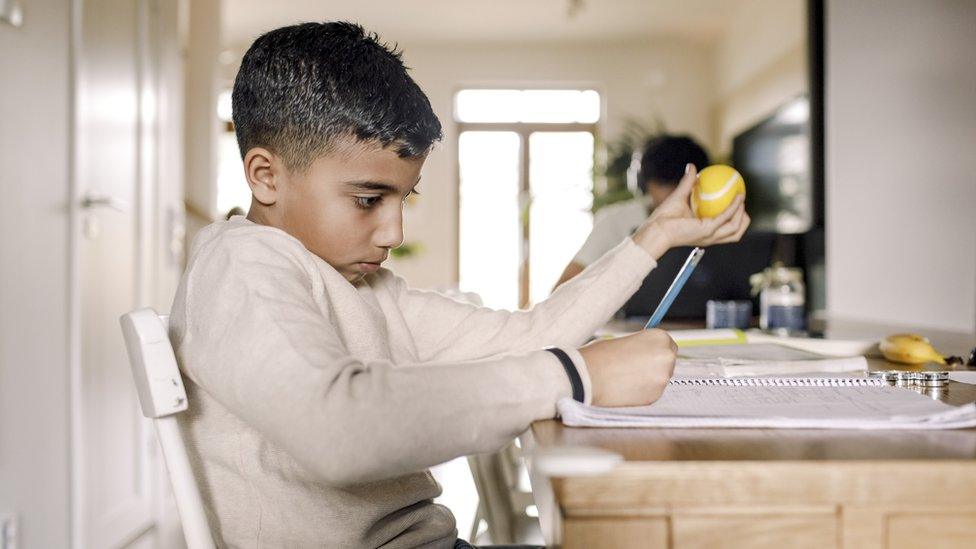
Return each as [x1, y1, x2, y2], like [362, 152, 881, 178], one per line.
[670, 164, 699, 201]
[729, 203, 747, 231]
[692, 196, 745, 245]
[716, 210, 751, 244]
[707, 195, 744, 231]
[714, 203, 747, 239]
[714, 213, 742, 241]
[699, 216, 722, 236]
[734, 213, 751, 239]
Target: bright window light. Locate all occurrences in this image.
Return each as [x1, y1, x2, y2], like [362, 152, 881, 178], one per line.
[217, 89, 233, 122]
[528, 132, 594, 303]
[456, 88, 599, 309]
[455, 89, 600, 123]
[216, 133, 250, 216]
[458, 131, 521, 310]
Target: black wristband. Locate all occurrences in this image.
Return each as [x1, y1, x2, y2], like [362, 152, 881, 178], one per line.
[544, 347, 584, 403]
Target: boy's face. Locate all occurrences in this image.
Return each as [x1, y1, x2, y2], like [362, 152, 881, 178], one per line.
[245, 139, 425, 283]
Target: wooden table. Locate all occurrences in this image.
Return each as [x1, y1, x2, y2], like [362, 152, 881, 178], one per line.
[525, 321, 976, 548]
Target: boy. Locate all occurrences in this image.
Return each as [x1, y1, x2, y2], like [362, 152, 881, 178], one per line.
[170, 22, 748, 548]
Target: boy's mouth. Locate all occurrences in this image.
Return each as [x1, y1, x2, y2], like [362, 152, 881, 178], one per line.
[357, 260, 384, 273]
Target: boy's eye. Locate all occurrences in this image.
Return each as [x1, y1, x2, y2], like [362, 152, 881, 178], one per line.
[354, 196, 382, 209]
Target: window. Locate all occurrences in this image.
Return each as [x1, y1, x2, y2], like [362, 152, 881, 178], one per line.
[456, 89, 599, 309]
[455, 89, 600, 124]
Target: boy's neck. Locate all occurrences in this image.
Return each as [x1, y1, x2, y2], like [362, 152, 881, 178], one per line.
[245, 200, 274, 228]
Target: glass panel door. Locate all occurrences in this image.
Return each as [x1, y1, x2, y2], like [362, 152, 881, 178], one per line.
[458, 131, 521, 310]
[528, 132, 594, 304]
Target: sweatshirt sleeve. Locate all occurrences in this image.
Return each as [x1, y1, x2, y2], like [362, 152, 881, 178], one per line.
[394, 237, 657, 362]
[173, 232, 576, 487]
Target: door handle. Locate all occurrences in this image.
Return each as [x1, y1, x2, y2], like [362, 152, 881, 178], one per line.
[81, 192, 128, 212]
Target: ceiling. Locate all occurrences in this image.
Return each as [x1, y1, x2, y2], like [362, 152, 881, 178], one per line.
[222, 0, 751, 50]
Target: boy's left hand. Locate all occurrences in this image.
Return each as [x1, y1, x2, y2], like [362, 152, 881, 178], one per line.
[631, 164, 750, 260]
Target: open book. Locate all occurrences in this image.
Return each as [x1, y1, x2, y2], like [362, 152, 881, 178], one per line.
[559, 377, 976, 430]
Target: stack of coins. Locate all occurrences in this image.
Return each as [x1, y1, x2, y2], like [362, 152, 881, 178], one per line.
[867, 370, 950, 400]
[867, 370, 949, 387]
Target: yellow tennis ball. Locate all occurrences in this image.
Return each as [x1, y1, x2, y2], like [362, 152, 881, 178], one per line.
[691, 165, 746, 219]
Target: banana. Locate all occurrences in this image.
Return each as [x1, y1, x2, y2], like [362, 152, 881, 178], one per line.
[879, 333, 946, 365]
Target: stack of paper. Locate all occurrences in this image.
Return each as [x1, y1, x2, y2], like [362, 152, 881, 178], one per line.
[559, 377, 976, 430]
[949, 371, 976, 385]
[674, 343, 868, 378]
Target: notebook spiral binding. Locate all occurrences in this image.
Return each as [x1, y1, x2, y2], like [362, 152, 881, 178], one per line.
[669, 377, 886, 387]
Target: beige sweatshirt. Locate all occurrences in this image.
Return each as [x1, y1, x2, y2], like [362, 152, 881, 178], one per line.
[170, 217, 657, 548]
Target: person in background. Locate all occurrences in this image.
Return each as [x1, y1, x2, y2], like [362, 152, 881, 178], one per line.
[224, 206, 246, 220]
[554, 135, 710, 289]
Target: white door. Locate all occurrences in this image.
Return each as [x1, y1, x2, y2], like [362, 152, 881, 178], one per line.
[75, 0, 155, 546]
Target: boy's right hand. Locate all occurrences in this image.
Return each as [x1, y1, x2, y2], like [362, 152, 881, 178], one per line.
[578, 329, 677, 407]
[632, 164, 750, 260]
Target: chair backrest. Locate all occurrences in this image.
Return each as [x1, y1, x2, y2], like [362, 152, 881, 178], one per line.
[120, 308, 216, 549]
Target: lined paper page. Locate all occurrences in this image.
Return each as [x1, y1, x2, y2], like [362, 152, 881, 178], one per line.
[632, 384, 950, 419]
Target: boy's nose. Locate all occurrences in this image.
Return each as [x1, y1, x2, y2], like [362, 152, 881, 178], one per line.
[373, 210, 404, 250]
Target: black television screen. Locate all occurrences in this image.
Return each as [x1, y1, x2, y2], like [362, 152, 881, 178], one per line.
[732, 95, 812, 234]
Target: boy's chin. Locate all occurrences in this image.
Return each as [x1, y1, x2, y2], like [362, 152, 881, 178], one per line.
[341, 268, 369, 283]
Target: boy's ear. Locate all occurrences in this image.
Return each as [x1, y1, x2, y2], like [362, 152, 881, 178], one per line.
[243, 147, 281, 206]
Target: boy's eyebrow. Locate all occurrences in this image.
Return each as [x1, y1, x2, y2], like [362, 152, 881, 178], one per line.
[344, 181, 398, 193]
[345, 179, 421, 194]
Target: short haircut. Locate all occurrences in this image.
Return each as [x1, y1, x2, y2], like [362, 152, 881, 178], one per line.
[232, 22, 442, 171]
[637, 135, 710, 193]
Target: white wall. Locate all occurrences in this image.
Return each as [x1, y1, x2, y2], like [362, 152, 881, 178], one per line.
[826, 0, 976, 332]
[184, 0, 222, 235]
[712, 0, 806, 155]
[1, 2, 188, 546]
[0, 0, 72, 547]
[387, 40, 714, 288]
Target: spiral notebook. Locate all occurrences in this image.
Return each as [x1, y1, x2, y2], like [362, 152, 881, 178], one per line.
[559, 376, 976, 430]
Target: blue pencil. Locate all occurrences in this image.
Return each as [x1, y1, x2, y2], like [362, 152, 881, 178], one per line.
[644, 247, 706, 329]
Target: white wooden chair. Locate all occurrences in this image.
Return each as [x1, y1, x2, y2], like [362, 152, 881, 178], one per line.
[467, 442, 539, 543]
[120, 303, 533, 546]
[120, 308, 215, 549]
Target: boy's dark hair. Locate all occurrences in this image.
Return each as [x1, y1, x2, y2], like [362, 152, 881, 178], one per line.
[232, 21, 442, 171]
[637, 135, 710, 193]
